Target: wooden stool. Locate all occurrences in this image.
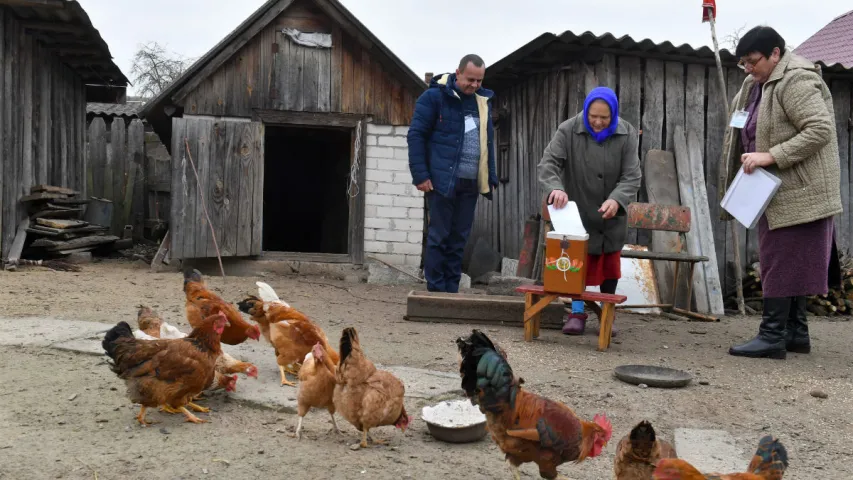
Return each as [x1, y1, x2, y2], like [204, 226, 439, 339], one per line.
[515, 284, 627, 351]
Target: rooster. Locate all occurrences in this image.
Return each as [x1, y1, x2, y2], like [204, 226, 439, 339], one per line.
[184, 269, 261, 345]
[333, 327, 410, 449]
[237, 282, 338, 386]
[653, 435, 788, 480]
[102, 311, 228, 426]
[456, 329, 612, 480]
[614, 420, 677, 479]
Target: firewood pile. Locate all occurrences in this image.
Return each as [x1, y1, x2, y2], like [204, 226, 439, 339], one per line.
[729, 254, 853, 317]
[18, 185, 124, 258]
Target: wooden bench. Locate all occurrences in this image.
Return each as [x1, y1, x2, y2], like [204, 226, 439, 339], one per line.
[620, 202, 717, 322]
[515, 284, 627, 351]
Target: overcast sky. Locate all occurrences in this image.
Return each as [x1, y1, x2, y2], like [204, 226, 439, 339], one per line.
[78, 0, 850, 95]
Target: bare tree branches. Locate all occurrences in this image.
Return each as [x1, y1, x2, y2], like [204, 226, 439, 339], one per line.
[723, 24, 747, 52]
[129, 42, 194, 98]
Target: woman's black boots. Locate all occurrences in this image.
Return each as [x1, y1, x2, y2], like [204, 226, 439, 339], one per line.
[729, 297, 790, 359]
[786, 296, 810, 354]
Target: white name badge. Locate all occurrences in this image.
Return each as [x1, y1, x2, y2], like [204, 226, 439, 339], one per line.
[729, 110, 749, 129]
[464, 116, 477, 133]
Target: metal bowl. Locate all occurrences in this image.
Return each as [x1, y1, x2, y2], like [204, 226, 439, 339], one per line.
[421, 400, 488, 444]
[613, 364, 693, 388]
[424, 420, 488, 443]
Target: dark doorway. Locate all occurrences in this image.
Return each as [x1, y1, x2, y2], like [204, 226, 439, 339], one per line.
[263, 125, 352, 254]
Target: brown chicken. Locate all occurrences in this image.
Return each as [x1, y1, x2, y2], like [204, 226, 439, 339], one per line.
[333, 327, 410, 449]
[653, 435, 788, 480]
[456, 330, 612, 480]
[102, 311, 228, 426]
[184, 269, 261, 345]
[614, 420, 677, 480]
[237, 281, 339, 386]
[295, 342, 341, 439]
[136, 305, 162, 337]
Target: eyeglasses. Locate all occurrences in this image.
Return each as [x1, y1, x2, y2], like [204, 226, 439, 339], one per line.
[737, 55, 764, 71]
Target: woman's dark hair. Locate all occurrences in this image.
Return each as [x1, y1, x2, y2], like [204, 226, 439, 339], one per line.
[735, 26, 786, 58]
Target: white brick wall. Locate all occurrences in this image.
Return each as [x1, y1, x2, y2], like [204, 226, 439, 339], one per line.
[363, 123, 424, 266]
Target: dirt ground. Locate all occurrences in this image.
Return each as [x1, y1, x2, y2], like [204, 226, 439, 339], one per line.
[0, 259, 850, 479]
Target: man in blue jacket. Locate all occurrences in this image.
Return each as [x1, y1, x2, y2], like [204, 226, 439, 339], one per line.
[407, 54, 498, 293]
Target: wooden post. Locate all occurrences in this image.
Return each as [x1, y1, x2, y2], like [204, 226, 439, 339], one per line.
[707, 6, 746, 315]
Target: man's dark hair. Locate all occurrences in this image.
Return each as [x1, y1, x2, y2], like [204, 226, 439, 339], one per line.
[458, 54, 485, 72]
[735, 26, 786, 58]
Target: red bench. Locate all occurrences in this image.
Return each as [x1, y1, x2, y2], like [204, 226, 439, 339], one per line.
[515, 284, 627, 351]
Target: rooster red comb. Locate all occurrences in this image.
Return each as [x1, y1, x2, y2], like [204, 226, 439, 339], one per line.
[593, 414, 612, 439]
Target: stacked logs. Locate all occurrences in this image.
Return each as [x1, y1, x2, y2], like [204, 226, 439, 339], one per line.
[727, 255, 853, 317]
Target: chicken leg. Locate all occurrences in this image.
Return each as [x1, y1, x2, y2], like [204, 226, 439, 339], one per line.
[506, 460, 521, 480]
[329, 412, 341, 434]
[135, 406, 159, 426]
[179, 406, 208, 424]
[278, 365, 297, 387]
[295, 416, 305, 440]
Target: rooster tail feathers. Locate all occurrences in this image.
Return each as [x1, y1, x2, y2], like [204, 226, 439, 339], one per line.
[184, 268, 204, 285]
[456, 329, 517, 412]
[748, 435, 789, 475]
[339, 327, 359, 365]
[236, 295, 260, 314]
[629, 420, 655, 443]
[256, 281, 289, 307]
[102, 321, 134, 359]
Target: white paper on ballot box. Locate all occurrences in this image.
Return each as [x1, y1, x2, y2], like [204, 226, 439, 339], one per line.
[547, 202, 587, 235]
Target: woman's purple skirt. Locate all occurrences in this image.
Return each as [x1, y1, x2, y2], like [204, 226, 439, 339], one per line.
[758, 214, 836, 297]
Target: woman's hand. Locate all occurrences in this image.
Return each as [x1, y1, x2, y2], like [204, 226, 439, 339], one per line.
[548, 190, 568, 209]
[599, 199, 619, 219]
[741, 152, 775, 174]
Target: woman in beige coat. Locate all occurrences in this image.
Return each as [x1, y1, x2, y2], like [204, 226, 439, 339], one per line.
[722, 26, 842, 360]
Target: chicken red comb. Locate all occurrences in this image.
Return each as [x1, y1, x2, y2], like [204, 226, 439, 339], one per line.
[593, 413, 612, 439]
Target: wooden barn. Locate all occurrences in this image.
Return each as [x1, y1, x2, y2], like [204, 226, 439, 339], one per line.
[476, 30, 853, 296]
[141, 0, 427, 266]
[0, 0, 128, 260]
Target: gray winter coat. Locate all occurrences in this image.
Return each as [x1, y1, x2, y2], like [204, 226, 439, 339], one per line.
[538, 113, 642, 254]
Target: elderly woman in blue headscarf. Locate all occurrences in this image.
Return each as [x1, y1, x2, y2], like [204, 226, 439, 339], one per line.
[538, 87, 642, 336]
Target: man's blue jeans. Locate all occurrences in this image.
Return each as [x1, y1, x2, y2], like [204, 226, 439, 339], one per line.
[424, 178, 479, 293]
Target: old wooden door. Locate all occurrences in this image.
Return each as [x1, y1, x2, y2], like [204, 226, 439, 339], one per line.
[169, 117, 264, 259]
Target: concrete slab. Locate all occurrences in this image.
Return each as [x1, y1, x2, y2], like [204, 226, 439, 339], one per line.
[367, 263, 423, 286]
[379, 365, 462, 399]
[501, 258, 519, 276]
[12, 318, 465, 414]
[674, 428, 746, 474]
[0, 317, 109, 348]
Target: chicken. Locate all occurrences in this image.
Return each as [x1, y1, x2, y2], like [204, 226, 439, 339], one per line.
[102, 311, 228, 426]
[295, 342, 341, 439]
[333, 327, 410, 449]
[456, 329, 612, 480]
[653, 435, 788, 480]
[236, 282, 338, 386]
[183, 269, 261, 345]
[133, 305, 259, 380]
[136, 305, 162, 337]
[614, 420, 677, 480]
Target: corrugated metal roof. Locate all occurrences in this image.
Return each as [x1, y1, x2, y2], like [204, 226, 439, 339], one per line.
[7, 0, 128, 86]
[794, 10, 853, 69]
[87, 102, 141, 118]
[486, 29, 853, 87]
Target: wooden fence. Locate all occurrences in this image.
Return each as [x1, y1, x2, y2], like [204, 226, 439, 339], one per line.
[475, 54, 853, 297]
[85, 117, 146, 238]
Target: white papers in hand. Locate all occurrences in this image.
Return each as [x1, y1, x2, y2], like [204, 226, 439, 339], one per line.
[720, 166, 782, 229]
[547, 201, 587, 236]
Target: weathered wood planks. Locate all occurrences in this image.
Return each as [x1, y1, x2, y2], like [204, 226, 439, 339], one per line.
[169, 117, 264, 260]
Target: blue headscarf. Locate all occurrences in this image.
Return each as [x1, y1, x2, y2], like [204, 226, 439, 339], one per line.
[582, 86, 619, 143]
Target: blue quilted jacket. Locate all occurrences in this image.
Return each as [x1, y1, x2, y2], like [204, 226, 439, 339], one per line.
[407, 73, 498, 198]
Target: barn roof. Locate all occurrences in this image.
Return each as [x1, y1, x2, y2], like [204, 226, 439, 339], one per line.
[87, 102, 141, 118]
[2, 0, 128, 86]
[139, 0, 425, 122]
[486, 29, 853, 89]
[794, 10, 853, 69]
